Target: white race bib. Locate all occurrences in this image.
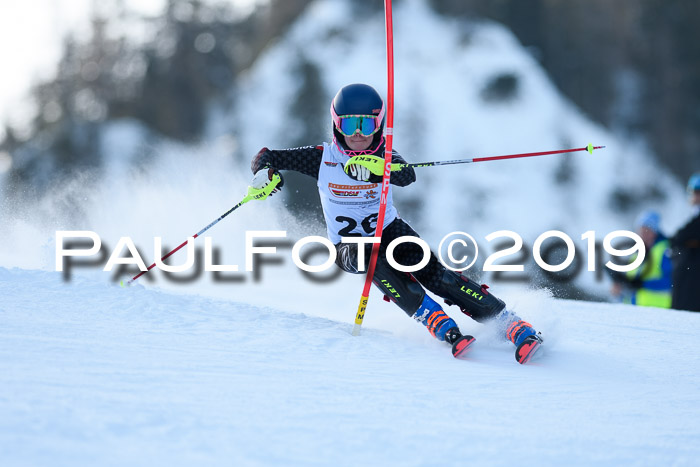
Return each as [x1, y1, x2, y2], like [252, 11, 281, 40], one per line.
[317, 142, 397, 244]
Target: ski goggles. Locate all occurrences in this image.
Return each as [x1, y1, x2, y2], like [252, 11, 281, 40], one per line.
[333, 114, 383, 137]
[331, 104, 385, 137]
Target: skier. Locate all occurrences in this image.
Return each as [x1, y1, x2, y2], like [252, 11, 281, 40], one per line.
[249, 83, 542, 362]
[670, 173, 700, 312]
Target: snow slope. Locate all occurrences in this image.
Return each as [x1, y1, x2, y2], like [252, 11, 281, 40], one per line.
[1, 267, 698, 466]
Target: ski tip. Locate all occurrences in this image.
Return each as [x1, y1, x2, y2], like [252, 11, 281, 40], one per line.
[515, 336, 542, 364]
[451, 335, 476, 359]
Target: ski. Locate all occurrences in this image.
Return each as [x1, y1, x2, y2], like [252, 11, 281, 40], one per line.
[451, 335, 476, 359]
[451, 333, 544, 363]
[515, 335, 543, 364]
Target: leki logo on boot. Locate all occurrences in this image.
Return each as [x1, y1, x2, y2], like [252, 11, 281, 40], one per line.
[459, 286, 483, 301]
[380, 279, 401, 298]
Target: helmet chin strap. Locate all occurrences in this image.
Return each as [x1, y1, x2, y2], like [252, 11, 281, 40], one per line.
[333, 135, 385, 158]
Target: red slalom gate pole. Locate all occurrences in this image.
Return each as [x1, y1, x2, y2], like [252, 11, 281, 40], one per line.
[352, 0, 395, 336]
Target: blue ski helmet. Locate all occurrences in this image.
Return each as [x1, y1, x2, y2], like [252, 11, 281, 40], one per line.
[688, 172, 700, 194]
[330, 83, 385, 155]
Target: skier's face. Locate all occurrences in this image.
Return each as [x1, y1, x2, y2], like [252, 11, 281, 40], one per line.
[344, 133, 373, 151]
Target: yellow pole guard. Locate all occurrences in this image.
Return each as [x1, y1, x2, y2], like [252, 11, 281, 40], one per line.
[352, 296, 369, 336]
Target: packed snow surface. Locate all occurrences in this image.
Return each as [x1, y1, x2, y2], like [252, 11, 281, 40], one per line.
[1, 267, 698, 466]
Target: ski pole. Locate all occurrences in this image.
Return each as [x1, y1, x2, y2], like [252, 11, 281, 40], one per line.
[390, 144, 605, 171]
[351, 0, 395, 336]
[121, 173, 281, 287]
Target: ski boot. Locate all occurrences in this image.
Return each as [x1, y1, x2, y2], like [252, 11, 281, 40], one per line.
[498, 311, 543, 364]
[413, 295, 475, 358]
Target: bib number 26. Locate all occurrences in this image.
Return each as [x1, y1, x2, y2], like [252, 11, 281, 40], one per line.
[336, 214, 379, 237]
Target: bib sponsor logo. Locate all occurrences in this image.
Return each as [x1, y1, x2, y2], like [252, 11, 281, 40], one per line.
[328, 183, 379, 199]
[332, 189, 360, 197]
